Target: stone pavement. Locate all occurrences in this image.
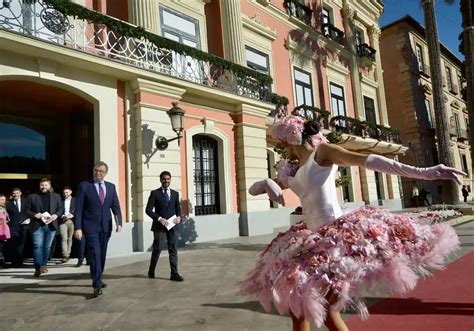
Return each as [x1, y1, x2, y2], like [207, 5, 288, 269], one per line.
[0, 218, 472, 331]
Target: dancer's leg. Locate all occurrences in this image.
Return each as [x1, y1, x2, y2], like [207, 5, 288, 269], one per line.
[324, 292, 349, 331]
[290, 312, 310, 331]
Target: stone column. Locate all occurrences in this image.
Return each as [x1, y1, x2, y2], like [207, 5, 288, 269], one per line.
[128, 0, 157, 32]
[342, 3, 364, 120]
[220, 0, 246, 65]
[368, 25, 390, 126]
[235, 104, 273, 236]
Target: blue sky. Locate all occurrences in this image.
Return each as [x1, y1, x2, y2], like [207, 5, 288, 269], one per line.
[380, 0, 464, 60]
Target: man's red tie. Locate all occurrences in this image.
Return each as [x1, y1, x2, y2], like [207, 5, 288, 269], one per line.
[98, 183, 105, 204]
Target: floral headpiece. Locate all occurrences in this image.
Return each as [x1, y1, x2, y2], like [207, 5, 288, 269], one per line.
[272, 114, 327, 147]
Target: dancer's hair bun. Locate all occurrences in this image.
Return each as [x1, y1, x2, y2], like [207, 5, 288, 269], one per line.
[302, 121, 321, 139]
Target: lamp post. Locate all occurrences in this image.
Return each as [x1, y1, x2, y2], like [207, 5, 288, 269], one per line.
[155, 102, 185, 150]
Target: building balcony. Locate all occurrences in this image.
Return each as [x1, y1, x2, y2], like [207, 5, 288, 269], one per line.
[418, 64, 431, 78]
[357, 43, 376, 62]
[322, 23, 344, 46]
[284, 0, 312, 26]
[0, 0, 272, 102]
[329, 116, 401, 144]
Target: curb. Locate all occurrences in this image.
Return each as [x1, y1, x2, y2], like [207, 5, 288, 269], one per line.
[447, 215, 474, 226]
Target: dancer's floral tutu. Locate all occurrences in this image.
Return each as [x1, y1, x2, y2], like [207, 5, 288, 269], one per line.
[240, 206, 459, 327]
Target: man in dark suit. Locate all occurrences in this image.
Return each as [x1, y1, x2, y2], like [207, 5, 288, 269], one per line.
[74, 161, 122, 298]
[6, 187, 28, 267]
[25, 179, 63, 277]
[59, 187, 76, 263]
[146, 171, 183, 281]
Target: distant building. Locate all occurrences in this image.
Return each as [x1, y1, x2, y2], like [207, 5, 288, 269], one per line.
[380, 15, 471, 205]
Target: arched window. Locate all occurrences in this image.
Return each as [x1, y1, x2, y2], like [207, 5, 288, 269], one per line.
[0, 123, 46, 173]
[193, 135, 220, 215]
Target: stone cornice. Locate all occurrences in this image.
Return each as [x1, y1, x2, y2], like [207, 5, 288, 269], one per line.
[131, 78, 186, 99]
[242, 14, 277, 41]
[361, 75, 378, 88]
[324, 57, 350, 75]
[285, 35, 319, 60]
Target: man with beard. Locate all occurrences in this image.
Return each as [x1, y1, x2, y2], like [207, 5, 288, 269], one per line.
[25, 179, 63, 277]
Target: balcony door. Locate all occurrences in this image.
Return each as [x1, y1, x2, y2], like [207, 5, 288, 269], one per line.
[160, 7, 201, 82]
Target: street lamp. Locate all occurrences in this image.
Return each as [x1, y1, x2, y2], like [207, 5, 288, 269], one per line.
[155, 102, 185, 150]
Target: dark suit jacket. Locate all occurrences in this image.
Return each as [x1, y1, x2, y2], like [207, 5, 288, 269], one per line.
[61, 197, 76, 223]
[6, 198, 28, 234]
[25, 192, 63, 232]
[145, 187, 181, 232]
[74, 180, 122, 234]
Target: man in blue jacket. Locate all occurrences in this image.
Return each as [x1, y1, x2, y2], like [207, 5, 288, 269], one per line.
[74, 161, 122, 297]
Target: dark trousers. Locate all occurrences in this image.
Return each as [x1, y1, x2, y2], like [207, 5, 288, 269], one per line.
[85, 231, 111, 289]
[148, 229, 178, 276]
[6, 226, 27, 265]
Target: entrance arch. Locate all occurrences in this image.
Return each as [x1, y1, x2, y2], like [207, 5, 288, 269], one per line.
[0, 80, 95, 196]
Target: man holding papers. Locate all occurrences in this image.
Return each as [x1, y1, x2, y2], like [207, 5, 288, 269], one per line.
[146, 171, 183, 281]
[25, 178, 63, 277]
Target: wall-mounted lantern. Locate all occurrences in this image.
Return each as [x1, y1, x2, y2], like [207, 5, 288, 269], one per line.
[155, 102, 185, 150]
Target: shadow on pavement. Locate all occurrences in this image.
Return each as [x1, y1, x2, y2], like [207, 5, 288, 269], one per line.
[363, 297, 474, 316]
[202, 300, 272, 314]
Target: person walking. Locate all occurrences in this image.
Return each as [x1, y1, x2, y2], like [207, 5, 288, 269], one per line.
[146, 171, 183, 281]
[462, 185, 469, 203]
[6, 188, 28, 267]
[59, 187, 75, 263]
[25, 179, 63, 277]
[74, 161, 122, 297]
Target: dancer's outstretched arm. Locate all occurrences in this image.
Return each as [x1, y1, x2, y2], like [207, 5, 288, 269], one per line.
[317, 143, 466, 184]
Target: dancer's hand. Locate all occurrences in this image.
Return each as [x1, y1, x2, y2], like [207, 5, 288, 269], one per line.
[74, 229, 83, 240]
[249, 179, 285, 206]
[421, 164, 466, 185]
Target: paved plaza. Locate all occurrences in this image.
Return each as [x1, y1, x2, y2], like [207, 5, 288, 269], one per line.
[0, 219, 473, 331]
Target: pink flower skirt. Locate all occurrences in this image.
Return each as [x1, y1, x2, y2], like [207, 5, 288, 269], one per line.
[240, 206, 459, 327]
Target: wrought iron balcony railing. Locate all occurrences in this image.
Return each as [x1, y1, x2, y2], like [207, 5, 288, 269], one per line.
[322, 23, 344, 45]
[284, 0, 312, 26]
[356, 43, 376, 62]
[329, 115, 401, 144]
[293, 105, 330, 129]
[0, 0, 272, 102]
[418, 63, 431, 77]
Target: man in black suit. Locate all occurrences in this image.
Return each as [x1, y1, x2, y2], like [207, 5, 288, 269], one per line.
[25, 178, 63, 277]
[146, 171, 183, 281]
[6, 187, 28, 267]
[74, 161, 122, 298]
[59, 187, 76, 263]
